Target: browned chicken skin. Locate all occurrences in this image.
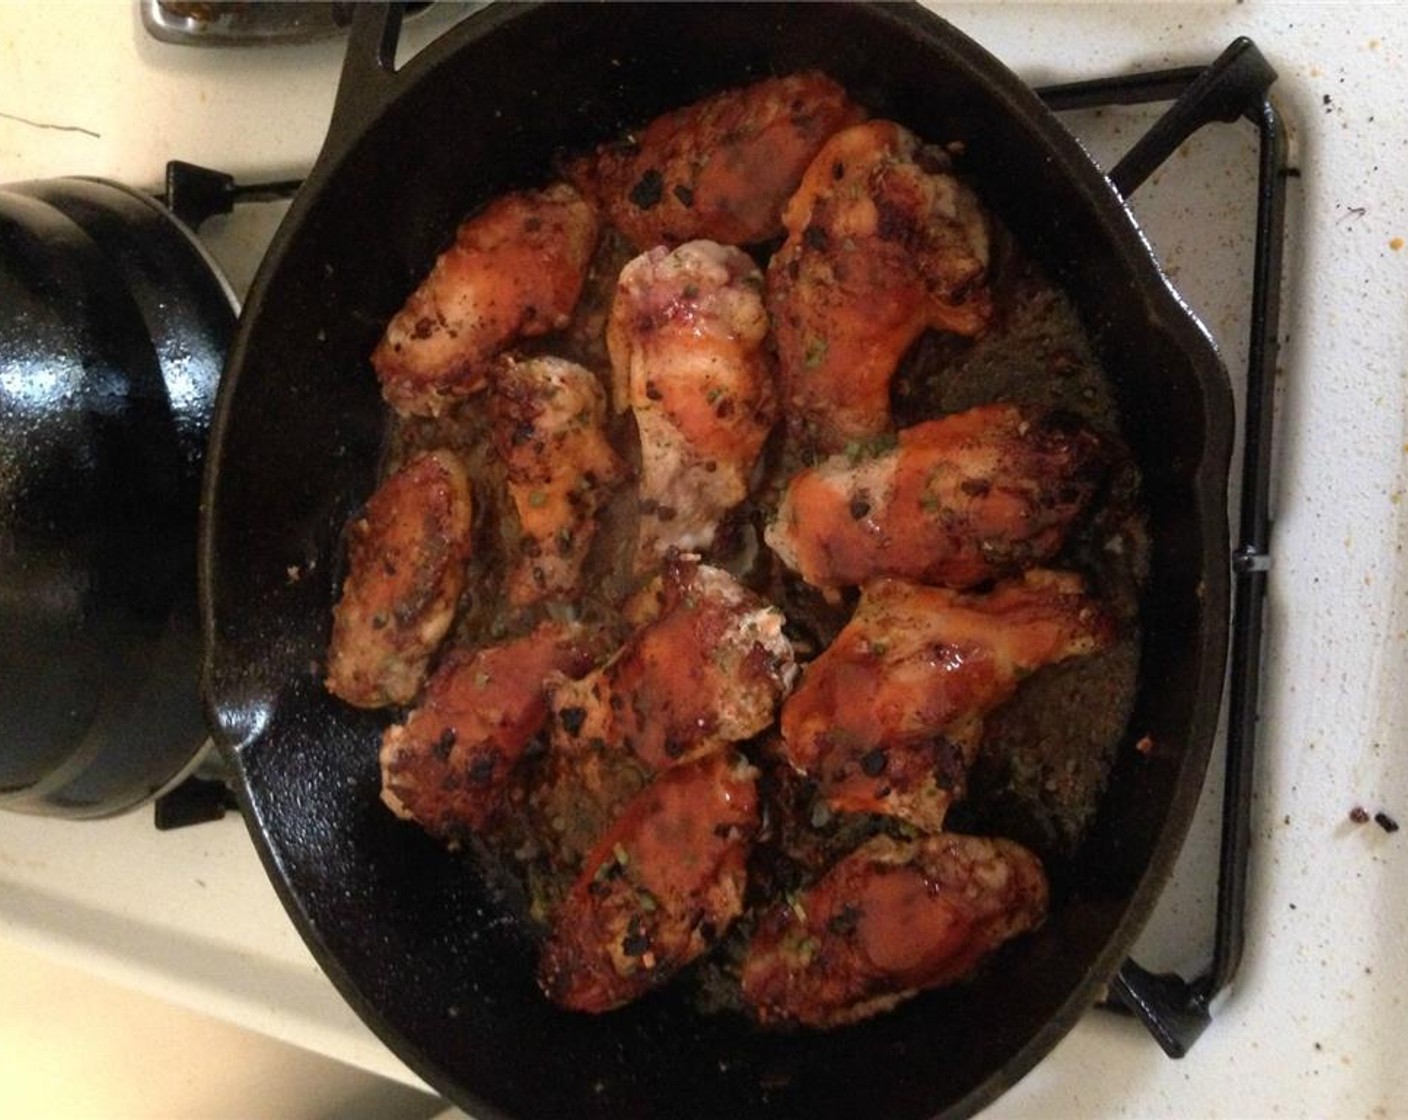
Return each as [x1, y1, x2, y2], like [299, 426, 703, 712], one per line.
[566, 71, 865, 250]
[490, 355, 627, 605]
[325, 450, 473, 709]
[608, 241, 778, 569]
[778, 571, 1115, 831]
[539, 749, 760, 1013]
[529, 560, 795, 871]
[768, 120, 994, 452]
[740, 832, 1049, 1028]
[549, 558, 797, 775]
[372, 183, 599, 417]
[766, 404, 1106, 591]
[378, 623, 600, 840]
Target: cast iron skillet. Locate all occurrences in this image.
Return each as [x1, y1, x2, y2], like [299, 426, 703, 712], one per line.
[201, 4, 1232, 1117]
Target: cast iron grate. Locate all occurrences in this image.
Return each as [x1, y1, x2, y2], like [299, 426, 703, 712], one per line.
[1037, 36, 1287, 1057]
[153, 34, 1288, 1063]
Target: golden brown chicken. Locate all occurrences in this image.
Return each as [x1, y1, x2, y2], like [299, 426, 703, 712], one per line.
[740, 832, 1049, 1028]
[765, 404, 1106, 591]
[528, 560, 795, 871]
[325, 450, 473, 708]
[379, 623, 600, 840]
[548, 558, 796, 775]
[778, 571, 1115, 831]
[538, 749, 760, 1013]
[608, 240, 777, 569]
[565, 71, 864, 250]
[768, 120, 994, 452]
[490, 355, 627, 605]
[372, 183, 599, 417]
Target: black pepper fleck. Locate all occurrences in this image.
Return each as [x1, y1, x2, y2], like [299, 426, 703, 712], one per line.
[559, 706, 587, 736]
[629, 169, 664, 210]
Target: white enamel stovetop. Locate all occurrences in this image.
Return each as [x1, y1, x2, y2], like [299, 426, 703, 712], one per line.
[1, 3, 1405, 1117]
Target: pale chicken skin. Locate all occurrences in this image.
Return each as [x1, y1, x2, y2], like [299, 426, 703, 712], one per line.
[565, 71, 865, 250]
[538, 749, 760, 1013]
[768, 120, 995, 451]
[325, 450, 473, 709]
[608, 241, 777, 569]
[378, 623, 600, 841]
[372, 183, 599, 417]
[740, 832, 1049, 1028]
[766, 404, 1107, 591]
[490, 356, 627, 605]
[778, 571, 1115, 831]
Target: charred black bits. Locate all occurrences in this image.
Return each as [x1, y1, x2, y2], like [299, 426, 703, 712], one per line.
[832, 160, 846, 181]
[559, 706, 587, 736]
[849, 498, 871, 520]
[672, 183, 695, 207]
[802, 224, 830, 251]
[629, 169, 665, 210]
[827, 904, 861, 935]
[467, 754, 497, 785]
[860, 748, 888, 777]
[621, 926, 652, 957]
[432, 728, 457, 761]
[664, 738, 686, 759]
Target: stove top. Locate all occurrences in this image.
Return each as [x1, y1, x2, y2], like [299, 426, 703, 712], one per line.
[3, 4, 1406, 1117]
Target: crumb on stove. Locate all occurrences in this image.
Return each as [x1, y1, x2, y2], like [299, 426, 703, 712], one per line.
[1349, 805, 1370, 824]
[1374, 811, 1400, 834]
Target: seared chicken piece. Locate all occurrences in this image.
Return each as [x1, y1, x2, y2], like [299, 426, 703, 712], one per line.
[379, 623, 599, 840]
[566, 71, 864, 250]
[372, 183, 599, 417]
[608, 241, 777, 569]
[740, 832, 1048, 1028]
[539, 749, 760, 1013]
[549, 558, 797, 774]
[766, 404, 1106, 591]
[490, 356, 627, 605]
[778, 571, 1114, 831]
[325, 450, 472, 708]
[768, 120, 994, 451]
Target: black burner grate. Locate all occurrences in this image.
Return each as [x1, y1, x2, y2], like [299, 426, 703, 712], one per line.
[1038, 37, 1287, 1057]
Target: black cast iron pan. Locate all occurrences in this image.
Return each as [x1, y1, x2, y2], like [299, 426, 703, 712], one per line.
[200, 4, 1233, 1117]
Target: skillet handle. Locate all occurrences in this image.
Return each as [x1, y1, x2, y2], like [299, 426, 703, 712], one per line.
[325, 2, 404, 150]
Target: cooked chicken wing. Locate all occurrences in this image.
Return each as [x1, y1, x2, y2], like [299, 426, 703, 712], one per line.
[490, 356, 627, 605]
[538, 749, 760, 1013]
[566, 71, 864, 250]
[378, 623, 600, 840]
[778, 571, 1115, 831]
[549, 558, 796, 774]
[768, 120, 994, 451]
[325, 450, 473, 708]
[372, 183, 599, 417]
[740, 832, 1048, 1028]
[766, 404, 1106, 591]
[608, 241, 777, 569]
